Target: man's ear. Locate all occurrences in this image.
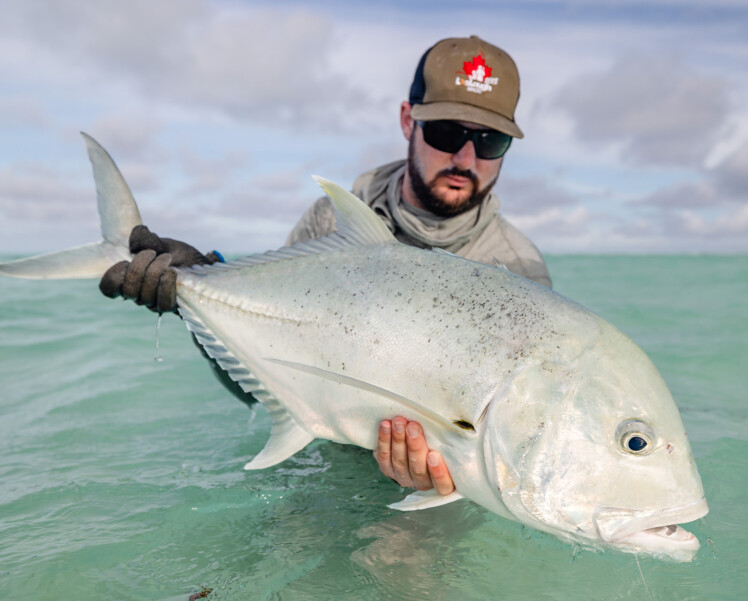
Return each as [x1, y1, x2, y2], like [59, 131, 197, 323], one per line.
[400, 101, 415, 140]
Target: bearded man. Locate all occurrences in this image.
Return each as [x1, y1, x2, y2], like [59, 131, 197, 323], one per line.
[286, 36, 550, 287]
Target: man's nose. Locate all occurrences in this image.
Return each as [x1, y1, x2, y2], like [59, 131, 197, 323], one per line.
[451, 140, 477, 169]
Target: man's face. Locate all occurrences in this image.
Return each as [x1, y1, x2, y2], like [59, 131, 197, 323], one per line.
[401, 108, 505, 217]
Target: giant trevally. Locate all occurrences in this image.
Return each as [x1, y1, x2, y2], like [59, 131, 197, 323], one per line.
[0, 134, 708, 561]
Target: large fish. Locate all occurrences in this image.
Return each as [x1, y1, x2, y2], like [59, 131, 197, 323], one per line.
[0, 134, 708, 561]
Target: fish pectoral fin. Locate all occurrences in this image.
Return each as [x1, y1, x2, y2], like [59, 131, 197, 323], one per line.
[388, 490, 464, 511]
[263, 358, 469, 436]
[243, 409, 314, 470]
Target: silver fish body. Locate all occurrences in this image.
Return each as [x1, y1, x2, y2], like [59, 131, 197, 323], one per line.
[177, 236, 707, 561]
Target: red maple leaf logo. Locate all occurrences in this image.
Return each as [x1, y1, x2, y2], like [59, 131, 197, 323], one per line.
[462, 54, 492, 81]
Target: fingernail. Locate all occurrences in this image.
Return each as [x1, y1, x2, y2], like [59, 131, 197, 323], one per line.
[406, 423, 420, 438]
[379, 421, 391, 433]
[427, 452, 439, 467]
[393, 420, 405, 434]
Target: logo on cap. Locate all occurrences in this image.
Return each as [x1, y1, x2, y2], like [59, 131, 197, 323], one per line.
[455, 53, 499, 94]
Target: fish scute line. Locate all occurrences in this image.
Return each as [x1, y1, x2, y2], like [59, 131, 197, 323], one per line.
[179, 280, 312, 326]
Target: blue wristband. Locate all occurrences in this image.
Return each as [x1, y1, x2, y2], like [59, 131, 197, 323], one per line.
[211, 250, 226, 263]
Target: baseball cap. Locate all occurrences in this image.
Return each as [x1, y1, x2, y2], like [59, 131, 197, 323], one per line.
[409, 36, 524, 139]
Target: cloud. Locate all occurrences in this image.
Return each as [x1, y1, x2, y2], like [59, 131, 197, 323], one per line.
[508, 205, 592, 238]
[0, 162, 91, 219]
[0, 97, 51, 129]
[554, 55, 730, 167]
[633, 180, 718, 210]
[175, 149, 246, 198]
[497, 174, 580, 215]
[630, 135, 747, 210]
[712, 140, 748, 198]
[670, 205, 748, 238]
[86, 112, 164, 160]
[494, 174, 599, 250]
[0, 1, 389, 133]
[0, 159, 104, 251]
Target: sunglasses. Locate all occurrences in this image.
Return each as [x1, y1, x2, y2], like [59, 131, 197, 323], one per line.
[417, 120, 512, 160]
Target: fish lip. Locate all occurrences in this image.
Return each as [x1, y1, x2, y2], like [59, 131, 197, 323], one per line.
[594, 497, 709, 543]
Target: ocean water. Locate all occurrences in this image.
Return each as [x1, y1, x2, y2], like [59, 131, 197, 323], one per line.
[0, 254, 746, 601]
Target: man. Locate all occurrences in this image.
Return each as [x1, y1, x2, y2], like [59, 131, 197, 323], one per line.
[286, 36, 550, 287]
[100, 36, 549, 499]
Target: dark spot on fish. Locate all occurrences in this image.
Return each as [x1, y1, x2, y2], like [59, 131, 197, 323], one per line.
[453, 420, 475, 431]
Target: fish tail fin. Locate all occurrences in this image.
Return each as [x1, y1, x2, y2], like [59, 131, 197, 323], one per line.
[0, 133, 142, 280]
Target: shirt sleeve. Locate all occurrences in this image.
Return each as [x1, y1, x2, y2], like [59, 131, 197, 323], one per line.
[497, 216, 553, 288]
[457, 214, 553, 288]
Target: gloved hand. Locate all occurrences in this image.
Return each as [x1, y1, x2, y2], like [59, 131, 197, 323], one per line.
[99, 225, 221, 313]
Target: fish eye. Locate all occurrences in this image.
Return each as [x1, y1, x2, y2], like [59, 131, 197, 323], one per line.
[616, 420, 655, 456]
[625, 435, 647, 452]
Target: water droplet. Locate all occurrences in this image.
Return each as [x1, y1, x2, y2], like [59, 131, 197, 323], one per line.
[154, 314, 164, 363]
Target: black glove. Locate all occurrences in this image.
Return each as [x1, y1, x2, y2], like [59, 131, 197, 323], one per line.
[99, 225, 221, 313]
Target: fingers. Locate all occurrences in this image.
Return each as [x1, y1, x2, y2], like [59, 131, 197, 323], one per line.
[161, 237, 211, 267]
[373, 417, 456, 495]
[122, 250, 157, 299]
[374, 420, 395, 480]
[98, 249, 178, 313]
[156, 267, 178, 313]
[405, 422, 434, 490]
[427, 451, 455, 495]
[390, 417, 414, 487]
[130, 225, 167, 255]
[129, 225, 209, 267]
[139, 253, 172, 307]
[99, 261, 130, 298]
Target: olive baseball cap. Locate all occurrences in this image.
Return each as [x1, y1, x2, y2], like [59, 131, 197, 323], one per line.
[409, 36, 524, 138]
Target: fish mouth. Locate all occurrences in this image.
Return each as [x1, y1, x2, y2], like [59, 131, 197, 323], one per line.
[594, 497, 708, 560]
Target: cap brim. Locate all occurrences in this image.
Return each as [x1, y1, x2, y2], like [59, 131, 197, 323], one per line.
[411, 102, 524, 139]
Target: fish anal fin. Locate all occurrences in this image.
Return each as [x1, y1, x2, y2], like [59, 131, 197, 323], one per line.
[243, 409, 314, 470]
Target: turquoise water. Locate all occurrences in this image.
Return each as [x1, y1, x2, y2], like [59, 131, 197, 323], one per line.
[0, 254, 746, 601]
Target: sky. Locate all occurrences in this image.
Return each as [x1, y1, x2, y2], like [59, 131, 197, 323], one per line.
[1, 0, 746, 256]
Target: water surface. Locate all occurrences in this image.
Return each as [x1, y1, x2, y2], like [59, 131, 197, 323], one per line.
[1, 254, 746, 600]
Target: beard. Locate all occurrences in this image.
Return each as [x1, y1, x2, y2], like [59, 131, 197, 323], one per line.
[407, 135, 497, 217]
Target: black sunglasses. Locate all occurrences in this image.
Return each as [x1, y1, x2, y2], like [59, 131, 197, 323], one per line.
[417, 120, 512, 160]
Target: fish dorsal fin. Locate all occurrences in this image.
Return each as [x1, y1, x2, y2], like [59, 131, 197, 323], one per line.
[178, 302, 314, 469]
[184, 176, 396, 276]
[312, 176, 395, 246]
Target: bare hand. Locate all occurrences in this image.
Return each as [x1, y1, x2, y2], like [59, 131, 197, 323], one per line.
[374, 416, 455, 495]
